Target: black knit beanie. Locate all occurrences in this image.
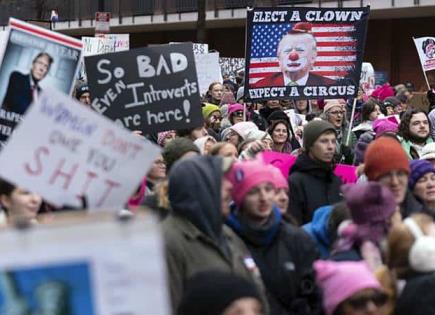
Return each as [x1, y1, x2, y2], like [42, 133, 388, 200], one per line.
[178, 270, 262, 315]
[162, 138, 200, 171]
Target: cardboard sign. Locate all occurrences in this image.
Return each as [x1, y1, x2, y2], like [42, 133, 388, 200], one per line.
[82, 37, 116, 56]
[0, 89, 161, 210]
[0, 18, 82, 145]
[219, 57, 245, 81]
[414, 37, 435, 72]
[360, 62, 375, 95]
[85, 43, 203, 133]
[195, 52, 223, 95]
[0, 215, 170, 315]
[95, 12, 111, 35]
[262, 151, 357, 183]
[245, 7, 370, 101]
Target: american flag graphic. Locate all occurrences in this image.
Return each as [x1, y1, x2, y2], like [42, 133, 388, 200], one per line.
[248, 23, 357, 85]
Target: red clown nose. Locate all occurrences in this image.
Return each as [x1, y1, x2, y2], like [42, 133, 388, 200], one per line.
[289, 51, 299, 61]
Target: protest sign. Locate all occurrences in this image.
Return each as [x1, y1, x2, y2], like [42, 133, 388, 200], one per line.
[413, 36, 435, 89]
[0, 88, 160, 210]
[245, 7, 370, 101]
[82, 36, 117, 56]
[85, 43, 203, 133]
[0, 214, 170, 315]
[95, 12, 111, 35]
[105, 33, 130, 51]
[262, 151, 357, 183]
[195, 52, 223, 95]
[0, 18, 82, 145]
[170, 42, 209, 55]
[219, 57, 245, 81]
[360, 62, 375, 95]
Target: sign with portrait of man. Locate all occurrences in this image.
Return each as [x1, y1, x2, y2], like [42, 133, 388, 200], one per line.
[245, 7, 370, 101]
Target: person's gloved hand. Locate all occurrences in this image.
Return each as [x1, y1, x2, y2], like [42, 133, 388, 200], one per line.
[239, 140, 266, 160]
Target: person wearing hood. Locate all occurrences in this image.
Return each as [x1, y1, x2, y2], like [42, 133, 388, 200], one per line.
[162, 156, 265, 313]
[388, 214, 435, 315]
[194, 135, 217, 155]
[288, 120, 343, 225]
[321, 99, 357, 164]
[226, 159, 321, 315]
[364, 136, 423, 218]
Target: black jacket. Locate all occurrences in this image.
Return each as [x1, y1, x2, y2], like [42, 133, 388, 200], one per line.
[288, 154, 343, 225]
[227, 207, 321, 315]
[395, 273, 435, 315]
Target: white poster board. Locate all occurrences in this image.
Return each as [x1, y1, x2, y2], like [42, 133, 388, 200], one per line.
[414, 37, 435, 72]
[82, 36, 116, 57]
[0, 88, 160, 210]
[360, 62, 375, 95]
[0, 215, 170, 315]
[194, 52, 223, 96]
[105, 34, 130, 51]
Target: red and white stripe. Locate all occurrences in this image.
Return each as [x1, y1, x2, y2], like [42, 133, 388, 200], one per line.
[249, 23, 356, 84]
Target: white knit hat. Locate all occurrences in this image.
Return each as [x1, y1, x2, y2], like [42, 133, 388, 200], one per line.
[404, 218, 435, 273]
[421, 142, 435, 161]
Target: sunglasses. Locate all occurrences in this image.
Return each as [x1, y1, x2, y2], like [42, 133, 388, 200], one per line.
[346, 292, 388, 310]
[232, 111, 244, 117]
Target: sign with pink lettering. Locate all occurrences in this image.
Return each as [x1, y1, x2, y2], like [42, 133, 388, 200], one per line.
[262, 151, 357, 183]
[0, 88, 161, 210]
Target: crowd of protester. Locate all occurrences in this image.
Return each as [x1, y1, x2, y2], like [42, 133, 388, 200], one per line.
[1, 72, 435, 315]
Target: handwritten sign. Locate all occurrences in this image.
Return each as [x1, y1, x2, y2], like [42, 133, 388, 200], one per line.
[195, 52, 223, 95]
[82, 36, 116, 56]
[0, 88, 161, 210]
[85, 43, 203, 133]
[262, 151, 357, 183]
[0, 215, 170, 315]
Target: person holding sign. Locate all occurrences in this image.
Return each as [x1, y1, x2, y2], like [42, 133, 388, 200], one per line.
[2, 52, 53, 115]
[254, 23, 335, 87]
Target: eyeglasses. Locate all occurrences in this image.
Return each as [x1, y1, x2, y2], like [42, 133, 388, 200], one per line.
[329, 110, 345, 116]
[233, 111, 244, 117]
[346, 292, 388, 310]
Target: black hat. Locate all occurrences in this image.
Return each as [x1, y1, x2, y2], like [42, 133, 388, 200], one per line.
[75, 83, 90, 99]
[383, 96, 400, 108]
[162, 138, 200, 171]
[178, 270, 262, 315]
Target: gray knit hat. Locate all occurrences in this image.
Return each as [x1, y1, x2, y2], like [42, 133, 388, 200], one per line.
[303, 120, 336, 150]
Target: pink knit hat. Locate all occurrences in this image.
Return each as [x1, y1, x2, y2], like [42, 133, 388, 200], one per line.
[226, 160, 275, 207]
[323, 99, 345, 113]
[314, 260, 382, 315]
[228, 103, 244, 116]
[157, 130, 176, 147]
[371, 84, 395, 101]
[372, 118, 398, 138]
[270, 166, 288, 190]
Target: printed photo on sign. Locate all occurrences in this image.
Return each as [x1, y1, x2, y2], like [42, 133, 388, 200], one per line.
[0, 18, 82, 144]
[85, 43, 202, 134]
[245, 7, 370, 101]
[0, 88, 161, 210]
[0, 262, 94, 315]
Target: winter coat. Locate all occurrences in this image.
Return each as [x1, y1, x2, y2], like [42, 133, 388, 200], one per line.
[162, 156, 265, 313]
[288, 154, 343, 225]
[302, 205, 333, 258]
[226, 207, 321, 315]
[401, 190, 423, 218]
[400, 137, 433, 160]
[395, 273, 435, 315]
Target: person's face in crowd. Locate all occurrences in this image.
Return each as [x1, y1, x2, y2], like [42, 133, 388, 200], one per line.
[262, 138, 273, 151]
[210, 83, 224, 102]
[208, 111, 222, 131]
[409, 113, 430, 142]
[242, 182, 275, 224]
[203, 139, 216, 155]
[272, 123, 288, 145]
[221, 177, 233, 218]
[275, 188, 289, 214]
[0, 187, 42, 222]
[218, 143, 238, 160]
[232, 111, 244, 125]
[413, 172, 435, 205]
[337, 288, 387, 315]
[79, 92, 91, 106]
[222, 297, 263, 315]
[385, 106, 395, 116]
[278, 33, 316, 79]
[327, 106, 345, 128]
[266, 100, 281, 109]
[377, 170, 408, 204]
[147, 155, 166, 181]
[225, 130, 241, 147]
[309, 131, 336, 163]
[295, 100, 308, 113]
[190, 126, 208, 140]
[280, 99, 292, 109]
[369, 105, 382, 121]
[31, 55, 51, 82]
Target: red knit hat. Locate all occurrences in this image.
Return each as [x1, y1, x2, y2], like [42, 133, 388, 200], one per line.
[364, 137, 410, 181]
